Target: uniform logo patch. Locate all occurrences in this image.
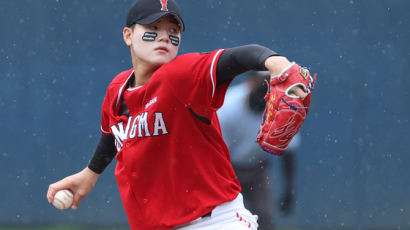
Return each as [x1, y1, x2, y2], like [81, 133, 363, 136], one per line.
[160, 0, 168, 11]
[300, 68, 309, 79]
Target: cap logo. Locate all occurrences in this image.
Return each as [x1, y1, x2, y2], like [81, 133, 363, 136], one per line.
[160, 0, 169, 11]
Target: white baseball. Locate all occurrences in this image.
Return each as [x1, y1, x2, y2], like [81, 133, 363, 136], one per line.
[52, 189, 74, 210]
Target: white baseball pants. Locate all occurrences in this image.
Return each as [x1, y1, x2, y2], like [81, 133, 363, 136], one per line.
[174, 193, 259, 230]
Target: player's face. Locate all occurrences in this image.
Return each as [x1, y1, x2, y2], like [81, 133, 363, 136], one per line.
[124, 16, 181, 68]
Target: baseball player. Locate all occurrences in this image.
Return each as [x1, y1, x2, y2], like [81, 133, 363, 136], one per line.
[46, 0, 314, 229]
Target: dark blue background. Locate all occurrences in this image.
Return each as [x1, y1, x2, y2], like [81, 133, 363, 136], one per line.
[1, 0, 409, 229]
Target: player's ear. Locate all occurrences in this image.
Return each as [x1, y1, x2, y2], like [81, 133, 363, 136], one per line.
[123, 27, 132, 47]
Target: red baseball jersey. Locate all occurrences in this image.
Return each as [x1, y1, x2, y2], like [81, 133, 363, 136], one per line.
[100, 49, 241, 229]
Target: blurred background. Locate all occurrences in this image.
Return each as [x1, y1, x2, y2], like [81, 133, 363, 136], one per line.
[1, 0, 409, 229]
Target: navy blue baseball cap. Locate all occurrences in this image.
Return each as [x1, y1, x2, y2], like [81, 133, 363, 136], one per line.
[126, 0, 185, 32]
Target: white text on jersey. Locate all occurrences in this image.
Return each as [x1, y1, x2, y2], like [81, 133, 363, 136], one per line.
[111, 111, 168, 151]
[145, 97, 158, 109]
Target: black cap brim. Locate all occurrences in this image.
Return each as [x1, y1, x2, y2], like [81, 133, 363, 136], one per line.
[129, 12, 185, 32]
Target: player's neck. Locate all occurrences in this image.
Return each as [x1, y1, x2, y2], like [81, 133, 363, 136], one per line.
[132, 62, 158, 87]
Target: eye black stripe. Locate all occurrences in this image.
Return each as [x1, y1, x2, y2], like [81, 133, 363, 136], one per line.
[142, 32, 157, 41]
[169, 35, 180, 46]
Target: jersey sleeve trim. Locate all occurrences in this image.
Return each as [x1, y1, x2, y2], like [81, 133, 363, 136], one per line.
[210, 49, 224, 98]
[101, 126, 111, 134]
[115, 70, 135, 108]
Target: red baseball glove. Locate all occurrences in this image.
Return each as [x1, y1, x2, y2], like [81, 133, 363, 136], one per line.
[256, 62, 317, 155]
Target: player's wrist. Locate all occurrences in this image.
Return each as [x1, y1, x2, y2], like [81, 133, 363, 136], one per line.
[83, 167, 101, 180]
[87, 164, 103, 174]
[264, 56, 292, 76]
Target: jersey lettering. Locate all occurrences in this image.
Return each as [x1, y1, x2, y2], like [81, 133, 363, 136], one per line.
[129, 115, 139, 139]
[138, 112, 151, 137]
[153, 112, 168, 136]
[111, 117, 132, 146]
[111, 111, 169, 151]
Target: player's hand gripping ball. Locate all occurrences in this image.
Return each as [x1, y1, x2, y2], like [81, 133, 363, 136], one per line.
[52, 189, 74, 210]
[257, 62, 316, 155]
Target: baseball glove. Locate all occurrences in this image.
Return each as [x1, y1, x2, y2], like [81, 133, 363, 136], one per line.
[256, 62, 316, 155]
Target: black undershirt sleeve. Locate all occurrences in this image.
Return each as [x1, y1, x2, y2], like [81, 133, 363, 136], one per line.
[88, 134, 117, 174]
[216, 44, 279, 86]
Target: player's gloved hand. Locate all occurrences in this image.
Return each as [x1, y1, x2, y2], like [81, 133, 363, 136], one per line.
[279, 190, 294, 216]
[47, 167, 100, 210]
[257, 62, 316, 154]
